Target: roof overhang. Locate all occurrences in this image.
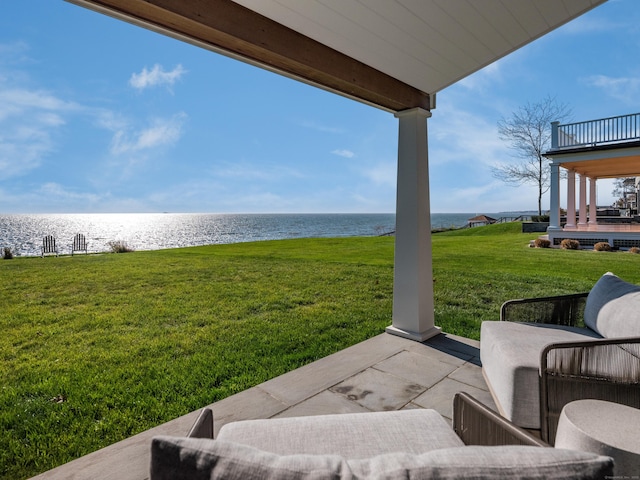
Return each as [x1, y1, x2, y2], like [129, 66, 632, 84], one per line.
[66, 0, 606, 113]
[545, 142, 640, 179]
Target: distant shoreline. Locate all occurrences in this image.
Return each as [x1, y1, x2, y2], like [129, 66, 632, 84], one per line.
[0, 212, 537, 257]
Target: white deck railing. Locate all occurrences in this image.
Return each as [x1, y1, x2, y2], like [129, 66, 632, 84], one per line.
[551, 113, 640, 149]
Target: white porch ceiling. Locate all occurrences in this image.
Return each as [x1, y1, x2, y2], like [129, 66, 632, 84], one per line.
[550, 144, 640, 179]
[232, 0, 606, 96]
[68, 0, 606, 111]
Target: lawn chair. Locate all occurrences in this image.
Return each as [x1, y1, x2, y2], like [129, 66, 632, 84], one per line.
[71, 234, 88, 255]
[481, 272, 640, 444]
[41, 235, 58, 257]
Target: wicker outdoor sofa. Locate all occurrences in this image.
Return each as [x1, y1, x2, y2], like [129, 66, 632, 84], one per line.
[481, 272, 640, 444]
[149, 392, 613, 479]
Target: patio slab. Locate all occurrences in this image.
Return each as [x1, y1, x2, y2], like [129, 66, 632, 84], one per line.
[412, 377, 496, 420]
[30, 331, 492, 480]
[330, 367, 426, 411]
[373, 349, 459, 387]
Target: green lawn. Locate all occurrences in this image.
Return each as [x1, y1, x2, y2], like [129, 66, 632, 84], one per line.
[2, 223, 640, 479]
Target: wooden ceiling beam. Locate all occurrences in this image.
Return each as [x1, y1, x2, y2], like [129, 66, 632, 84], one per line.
[67, 0, 431, 112]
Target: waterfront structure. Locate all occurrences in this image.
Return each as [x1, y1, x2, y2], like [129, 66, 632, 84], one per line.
[468, 215, 497, 228]
[545, 113, 640, 248]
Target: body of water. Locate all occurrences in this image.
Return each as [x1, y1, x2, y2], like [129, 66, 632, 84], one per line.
[0, 212, 516, 257]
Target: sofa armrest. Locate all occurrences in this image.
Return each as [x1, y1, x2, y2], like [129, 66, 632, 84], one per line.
[187, 408, 214, 439]
[452, 392, 548, 447]
[500, 292, 588, 326]
[540, 337, 640, 444]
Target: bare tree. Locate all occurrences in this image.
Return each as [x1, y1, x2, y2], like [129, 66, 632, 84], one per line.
[492, 95, 571, 215]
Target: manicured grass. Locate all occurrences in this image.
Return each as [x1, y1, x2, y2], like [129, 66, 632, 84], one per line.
[2, 225, 640, 479]
[432, 223, 640, 338]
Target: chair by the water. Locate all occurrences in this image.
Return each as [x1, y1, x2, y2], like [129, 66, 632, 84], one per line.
[71, 234, 88, 255]
[41, 235, 58, 257]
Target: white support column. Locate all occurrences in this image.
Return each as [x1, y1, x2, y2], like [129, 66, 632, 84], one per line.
[387, 107, 441, 342]
[548, 162, 561, 231]
[578, 174, 587, 227]
[566, 170, 576, 229]
[589, 177, 598, 225]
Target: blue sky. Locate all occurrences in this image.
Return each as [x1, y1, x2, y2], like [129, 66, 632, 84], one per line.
[1, 0, 639, 214]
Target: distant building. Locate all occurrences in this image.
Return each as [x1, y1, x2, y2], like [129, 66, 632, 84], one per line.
[544, 113, 640, 249]
[467, 215, 497, 227]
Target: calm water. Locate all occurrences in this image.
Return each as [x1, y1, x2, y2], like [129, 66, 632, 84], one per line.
[0, 212, 489, 257]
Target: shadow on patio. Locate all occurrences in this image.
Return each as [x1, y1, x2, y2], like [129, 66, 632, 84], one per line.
[31, 331, 493, 480]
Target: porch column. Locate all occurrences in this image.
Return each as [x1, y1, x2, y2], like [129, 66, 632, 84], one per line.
[549, 162, 561, 230]
[566, 170, 576, 229]
[578, 174, 588, 227]
[589, 177, 598, 225]
[387, 107, 441, 342]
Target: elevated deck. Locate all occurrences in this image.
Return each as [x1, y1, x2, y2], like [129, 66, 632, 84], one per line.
[549, 223, 640, 249]
[31, 332, 491, 480]
[545, 113, 640, 249]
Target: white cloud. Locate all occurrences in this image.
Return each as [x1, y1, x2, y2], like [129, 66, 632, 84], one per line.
[457, 60, 503, 92]
[214, 161, 305, 181]
[0, 182, 109, 213]
[94, 110, 128, 131]
[0, 86, 79, 180]
[110, 112, 187, 155]
[431, 180, 540, 213]
[38, 182, 102, 203]
[331, 149, 355, 158]
[0, 127, 52, 180]
[36, 112, 66, 127]
[584, 74, 640, 106]
[0, 88, 76, 115]
[0, 87, 77, 121]
[146, 178, 293, 212]
[430, 100, 508, 167]
[362, 162, 396, 189]
[129, 64, 187, 91]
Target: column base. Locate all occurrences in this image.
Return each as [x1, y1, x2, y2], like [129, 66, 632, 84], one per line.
[386, 325, 442, 342]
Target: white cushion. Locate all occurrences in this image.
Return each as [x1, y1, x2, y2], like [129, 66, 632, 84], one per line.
[150, 437, 613, 480]
[217, 409, 463, 458]
[585, 272, 640, 338]
[480, 321, 600, 429]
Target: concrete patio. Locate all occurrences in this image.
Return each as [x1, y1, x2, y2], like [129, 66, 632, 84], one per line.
[31, 331, 494, 480]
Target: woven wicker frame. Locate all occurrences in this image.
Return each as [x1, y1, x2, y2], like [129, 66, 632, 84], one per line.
[541, 337, 640, 443]
[189, 392, 547, 448]
[500, 293, 640, 444]
[500, 292, 588, 326]
[452, 392, 548, 447]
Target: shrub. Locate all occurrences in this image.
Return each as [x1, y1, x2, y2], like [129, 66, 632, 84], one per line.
[2, 247, 13, 259]
[593, 242, 611, 252]
[560, 238, 580, 250]
[107, 240, 135, 253]
[533, 238, 551, 248]
[630, 247, 640, 254]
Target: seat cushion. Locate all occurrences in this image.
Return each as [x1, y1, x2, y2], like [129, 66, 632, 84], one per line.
[480, 321, 600, 429]
[150, 437, 613, 480]
[217, 409, 463, 458]
[585, 272, 640, 338]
